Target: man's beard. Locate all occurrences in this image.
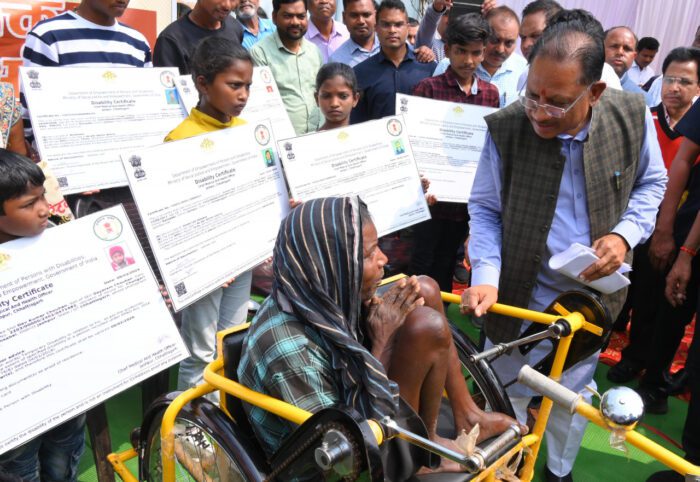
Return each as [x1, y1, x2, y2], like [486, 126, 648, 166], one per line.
[236, 7, 256, 20]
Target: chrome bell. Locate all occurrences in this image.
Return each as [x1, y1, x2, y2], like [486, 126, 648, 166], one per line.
[600, 386, 645, 428]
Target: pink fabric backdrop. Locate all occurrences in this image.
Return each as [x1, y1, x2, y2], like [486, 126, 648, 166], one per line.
[504, 0, 700, 73]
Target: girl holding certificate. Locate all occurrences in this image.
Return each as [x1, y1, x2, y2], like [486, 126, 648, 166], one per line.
[314, 62, 360, 131]
[165, 37, 255, 394]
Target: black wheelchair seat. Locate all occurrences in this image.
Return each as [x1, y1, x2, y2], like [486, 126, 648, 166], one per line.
[221, 327, 271, 476]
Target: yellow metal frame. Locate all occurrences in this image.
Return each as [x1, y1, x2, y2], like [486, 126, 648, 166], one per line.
[108, 291, 700, 481]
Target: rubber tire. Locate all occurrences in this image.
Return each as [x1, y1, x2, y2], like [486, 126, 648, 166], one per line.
[140, 397, 266, 482]
[450, 324, 515, 418]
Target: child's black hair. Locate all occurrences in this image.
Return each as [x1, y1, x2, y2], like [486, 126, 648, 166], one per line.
[189, 37, 253, 84]
[445, 13, 491, 47]
[0, 149, 45, 215]
[315, 62, 360, 94]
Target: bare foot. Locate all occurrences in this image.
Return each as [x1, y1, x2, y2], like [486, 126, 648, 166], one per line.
[457, 409, 528, 443]
[417, 435, 470, 474]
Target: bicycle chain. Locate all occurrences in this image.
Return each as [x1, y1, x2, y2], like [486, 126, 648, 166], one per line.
[264, 421, 364, 482]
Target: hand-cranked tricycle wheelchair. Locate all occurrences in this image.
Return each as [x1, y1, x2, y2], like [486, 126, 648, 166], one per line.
[106, 279, 700, 482]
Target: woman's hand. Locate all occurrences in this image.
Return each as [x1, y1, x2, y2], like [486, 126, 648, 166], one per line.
[366, 276, 424, 356]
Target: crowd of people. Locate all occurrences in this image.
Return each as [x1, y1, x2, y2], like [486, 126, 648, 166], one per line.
[1, 0, 700, 480]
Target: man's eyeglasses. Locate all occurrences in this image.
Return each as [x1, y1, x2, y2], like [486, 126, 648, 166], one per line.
[518, 85, 592, 119]
[662, 76, 697, 87]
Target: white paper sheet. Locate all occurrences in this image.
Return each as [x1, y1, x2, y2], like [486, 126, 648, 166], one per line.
[0, 206, 187, 453]
[548, 242, 631, 294]
[396, 93, 496, 203]
[20, 67, 186, 194]
[277, 115, 431, 236]
[121, 121, 289, 311]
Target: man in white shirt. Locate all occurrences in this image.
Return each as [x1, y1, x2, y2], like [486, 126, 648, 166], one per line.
[515, 3, 622, 93]
[627, 36, 659, 87]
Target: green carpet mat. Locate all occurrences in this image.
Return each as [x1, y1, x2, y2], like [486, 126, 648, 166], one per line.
[73, 306, 689, 481]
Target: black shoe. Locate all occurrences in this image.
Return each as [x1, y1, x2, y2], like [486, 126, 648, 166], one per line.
[607, 358, 643, 383]
[544, 464, 573, 482]
[664, 368, 689, 396]
[612, 314, 630, 332]
[637, 386, 669, 415]
[453, 261, 470, 284]
[646, 469, 684, 481]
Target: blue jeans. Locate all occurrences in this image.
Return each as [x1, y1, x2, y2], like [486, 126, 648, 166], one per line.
[0, 414, 85, 482]
[177, 270, 253, 391]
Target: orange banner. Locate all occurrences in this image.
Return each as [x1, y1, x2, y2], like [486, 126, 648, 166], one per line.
[0, 1, 161, 92]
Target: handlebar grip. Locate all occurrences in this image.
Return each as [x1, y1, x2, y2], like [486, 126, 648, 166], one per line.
[517, 365, 581, 414]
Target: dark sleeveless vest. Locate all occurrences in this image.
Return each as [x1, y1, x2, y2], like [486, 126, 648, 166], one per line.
[483, 88, 647, 343]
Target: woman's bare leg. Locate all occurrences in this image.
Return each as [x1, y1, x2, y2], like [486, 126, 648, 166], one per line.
[385, 306, 451, 439]
[416, 276, 526, 441]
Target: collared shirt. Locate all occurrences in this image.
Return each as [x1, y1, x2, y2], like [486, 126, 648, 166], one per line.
[329, 34, 380, 67]
[239, 17, 276, 50]
[650, 103, 689, 170]
[250, 32, 323, 134]
[627, 61, 655, 87]
[434, 53, 527, 107]
[413, 66, 500, 106]
[620, 71, 656, 107]
[351, 48, 436, 123]
[305, 19, 349, 63]
[164, 108, 246, 142]
[474, 54, 527, 107]
[468, 109, 667, 313]
[238, 297, 339, 457]
[648, 75, 663, 106]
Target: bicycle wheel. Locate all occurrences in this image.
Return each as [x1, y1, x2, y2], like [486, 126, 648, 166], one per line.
[450, 324, 515, 418]
[140, 396, 267, 482]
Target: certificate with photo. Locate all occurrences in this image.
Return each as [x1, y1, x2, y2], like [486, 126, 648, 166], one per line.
[175, 74, 199, 116]
[278, 116, 431, 236]
[396, 93, 496, 203]
[0, 205, 187, 454]
[176, 66, 296, 141]
[122, 121, 289, 312]
[20, 67, 186, 195]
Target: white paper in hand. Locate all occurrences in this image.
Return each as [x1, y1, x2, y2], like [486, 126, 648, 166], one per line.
[548, 242, 631, 294]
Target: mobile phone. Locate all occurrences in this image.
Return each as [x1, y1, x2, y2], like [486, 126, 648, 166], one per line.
[449, 0, 485, 20]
